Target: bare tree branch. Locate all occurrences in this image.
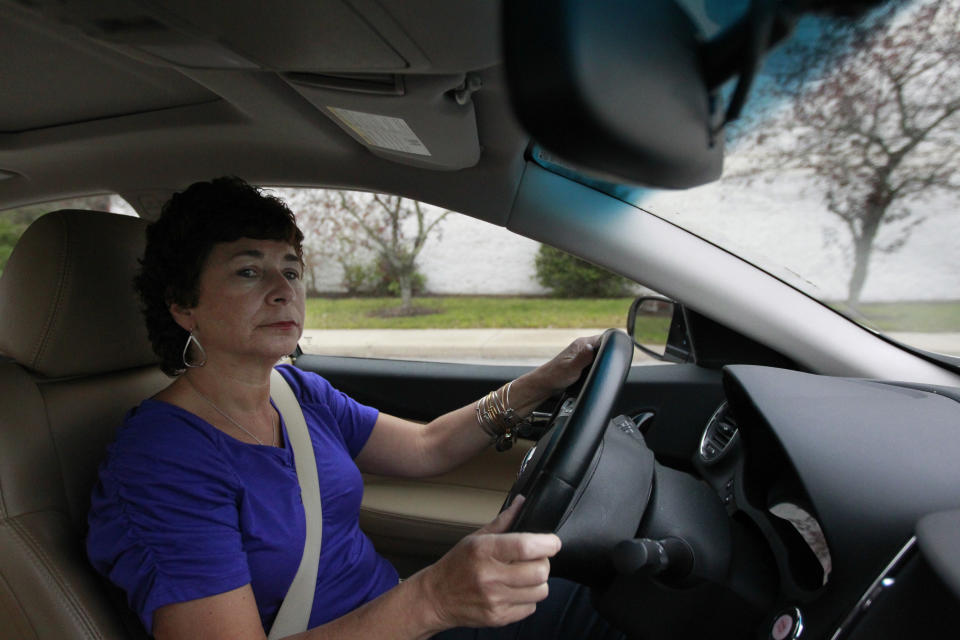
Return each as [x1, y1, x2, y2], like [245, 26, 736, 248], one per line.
[290, 189, 451, 307]
[725, 0, 960, 305]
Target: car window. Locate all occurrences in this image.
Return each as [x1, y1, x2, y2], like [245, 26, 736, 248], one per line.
[538, 0, 960, 360]
[0, 194, 137, 275]
[269, 187, 654, 366]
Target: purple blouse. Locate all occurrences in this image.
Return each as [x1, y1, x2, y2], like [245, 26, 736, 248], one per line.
[86, 365, 398, 633]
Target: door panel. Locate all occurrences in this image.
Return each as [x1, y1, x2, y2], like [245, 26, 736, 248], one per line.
[360, 440, 534, 576]
[295, 355, 535, 421]
[294, 354, 725, 575]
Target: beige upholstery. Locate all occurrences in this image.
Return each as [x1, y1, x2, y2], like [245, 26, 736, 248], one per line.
[0, 210, 156, 377]
[0, 210, 167, 639]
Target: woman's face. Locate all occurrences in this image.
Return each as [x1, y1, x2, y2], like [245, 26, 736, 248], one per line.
[172, 237, 305, 367]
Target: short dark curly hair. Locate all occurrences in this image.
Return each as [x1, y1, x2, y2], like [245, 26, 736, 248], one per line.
[135, 176, 304, 376]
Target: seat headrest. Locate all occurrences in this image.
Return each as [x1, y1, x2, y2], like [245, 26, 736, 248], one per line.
[0, 210, 158, 378]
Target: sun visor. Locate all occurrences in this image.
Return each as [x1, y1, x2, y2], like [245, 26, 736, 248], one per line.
[288, 73, 481, 171]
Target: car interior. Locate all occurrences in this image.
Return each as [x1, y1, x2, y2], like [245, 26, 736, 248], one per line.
[1, 1, 959, 639]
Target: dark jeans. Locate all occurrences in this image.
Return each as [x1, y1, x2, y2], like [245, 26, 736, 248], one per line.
[431, 579, 624, 640]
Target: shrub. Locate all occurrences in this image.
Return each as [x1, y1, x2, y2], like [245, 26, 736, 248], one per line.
[535, 245, 630, 298]
[0, 219, 25, 275]
[341, 254, 426, 297]
[341, 261, 376, 295]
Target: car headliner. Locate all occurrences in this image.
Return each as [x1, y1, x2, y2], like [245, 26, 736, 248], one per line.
[0, 1, 526, 223]
[3, 0, 959, 388]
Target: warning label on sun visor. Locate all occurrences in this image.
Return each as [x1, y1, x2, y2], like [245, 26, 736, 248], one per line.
[327, 107, 431, 156]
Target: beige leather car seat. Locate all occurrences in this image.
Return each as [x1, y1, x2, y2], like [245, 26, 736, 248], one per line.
[0, 210, 167, 639]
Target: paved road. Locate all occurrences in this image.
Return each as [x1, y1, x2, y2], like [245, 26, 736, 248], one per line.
[300, 329, 960, 364]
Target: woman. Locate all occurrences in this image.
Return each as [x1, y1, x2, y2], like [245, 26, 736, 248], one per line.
[87, 177, 621, 639]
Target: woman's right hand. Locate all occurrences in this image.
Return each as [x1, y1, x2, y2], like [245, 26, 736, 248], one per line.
[153, 496, 559, 640]
[413, 496, 561, 631]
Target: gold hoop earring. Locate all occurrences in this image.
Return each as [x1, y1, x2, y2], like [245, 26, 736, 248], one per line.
[182, 331, 207, 368]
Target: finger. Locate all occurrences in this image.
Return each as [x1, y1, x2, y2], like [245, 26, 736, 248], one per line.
[481, 495, 525, 534]
[495, 558, 552, 588]
[558, 341, 596, 377]
[503, 582, 551, 605]
[561, 336, 595, 363]
[578, 335, 601, 357]
[489, 532, 562, 562]
[574, 346, 593, 367]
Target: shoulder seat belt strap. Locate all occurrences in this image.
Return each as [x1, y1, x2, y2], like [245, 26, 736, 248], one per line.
[268, 368, 322, 639]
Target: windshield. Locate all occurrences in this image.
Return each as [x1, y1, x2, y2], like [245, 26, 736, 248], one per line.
[540, 0, 960, 358]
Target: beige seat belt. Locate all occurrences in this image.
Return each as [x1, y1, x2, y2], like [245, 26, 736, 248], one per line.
[268, 369, 322, 639]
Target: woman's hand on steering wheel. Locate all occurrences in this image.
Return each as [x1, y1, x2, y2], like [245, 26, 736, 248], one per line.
[413, 496, 562, 630]
[528, 335, 603, 395]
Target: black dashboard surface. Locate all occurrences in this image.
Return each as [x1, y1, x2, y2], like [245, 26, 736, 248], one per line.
[722, 366, 960, 627]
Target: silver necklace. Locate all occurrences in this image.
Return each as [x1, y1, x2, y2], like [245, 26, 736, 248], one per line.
[184, 376, 277, 447]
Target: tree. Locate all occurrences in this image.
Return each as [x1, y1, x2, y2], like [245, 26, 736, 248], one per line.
[285, 189, 449, 309]
[282, 189, 345, 296]
[730, 0, 960, 306]
[338, 192, 448, 310]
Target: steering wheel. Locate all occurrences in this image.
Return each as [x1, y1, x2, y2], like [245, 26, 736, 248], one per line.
[507, 328, 634, 533]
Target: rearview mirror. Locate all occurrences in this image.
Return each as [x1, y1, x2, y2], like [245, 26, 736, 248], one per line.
[503, 0, 882, 188]
[627, 297, 694, 363]
[503, 0, 723, 188]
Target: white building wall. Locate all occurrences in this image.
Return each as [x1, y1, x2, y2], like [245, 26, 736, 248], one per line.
[641, 171, 960, 303]
[281, 181, 959, 302]
[416, 215, 547, 295]
[297, 200, 549, 295]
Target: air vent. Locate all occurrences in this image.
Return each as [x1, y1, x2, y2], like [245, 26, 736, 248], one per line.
[699, 402, 738, 463]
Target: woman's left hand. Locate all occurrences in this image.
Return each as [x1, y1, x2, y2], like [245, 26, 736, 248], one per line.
[531, 334, 602, 395]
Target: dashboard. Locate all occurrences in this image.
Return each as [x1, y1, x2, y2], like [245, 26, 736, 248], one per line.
[724, 365, 960, 638]
[573, 364, 960, 639]
[687, 366, 959, 638]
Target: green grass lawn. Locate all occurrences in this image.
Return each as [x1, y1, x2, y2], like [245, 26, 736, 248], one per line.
[305, 296, 960, 336]
[305, 296, 635, 329]
[846, 301, 960, 333]
[305, 295, 675, 342]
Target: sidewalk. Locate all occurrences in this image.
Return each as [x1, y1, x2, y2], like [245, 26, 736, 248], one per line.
[300, 328, 607, 361]
[301, 329, 960, 362]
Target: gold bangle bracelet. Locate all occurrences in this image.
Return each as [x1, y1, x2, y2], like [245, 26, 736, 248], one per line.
[476, 382, 521, 450]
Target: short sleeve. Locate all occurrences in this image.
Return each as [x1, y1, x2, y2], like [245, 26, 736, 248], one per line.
[86, 408, 251, 633]
[276, 364, 379, 457]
